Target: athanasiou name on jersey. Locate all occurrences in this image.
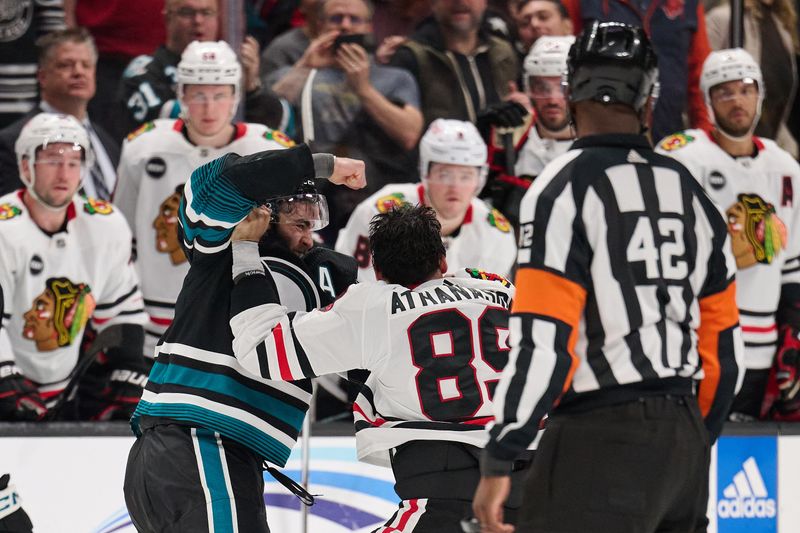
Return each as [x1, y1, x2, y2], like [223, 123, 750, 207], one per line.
[390, 280, 511, 314]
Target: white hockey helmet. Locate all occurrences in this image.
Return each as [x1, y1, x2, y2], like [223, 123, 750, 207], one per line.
[177, 40, 242, 117]
[700, 48, 763, 139]
[523, 35, 575, 90]
[15, 113, 93, 209]
[419, 119, 488, 191]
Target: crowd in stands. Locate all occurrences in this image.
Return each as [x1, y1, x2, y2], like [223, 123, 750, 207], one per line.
[0, 0, 799, 425]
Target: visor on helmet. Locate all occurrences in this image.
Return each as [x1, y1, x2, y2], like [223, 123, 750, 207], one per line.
[266, 189, 330, 231]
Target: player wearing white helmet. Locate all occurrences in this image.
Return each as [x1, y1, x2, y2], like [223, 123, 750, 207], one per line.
[657, 48, 800, 421]
[516, 35, 575, 176]
[176, 40, 243, 138]
[14, 113, 95, 211]
[698, 47, 764, 142]
[114, 40, 298, 358]
[481, 35, 576, 228]
[0, 113, 147, 421]
[336, 119, 517, 281]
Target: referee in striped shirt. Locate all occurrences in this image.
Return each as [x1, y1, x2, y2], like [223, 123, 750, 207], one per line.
[473, 22, 744, 533]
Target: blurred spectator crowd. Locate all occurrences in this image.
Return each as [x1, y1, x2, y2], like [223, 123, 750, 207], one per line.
[0, 0, 799, 425]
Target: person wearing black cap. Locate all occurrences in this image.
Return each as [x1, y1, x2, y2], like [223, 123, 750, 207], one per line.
[472, 21, 744, 533]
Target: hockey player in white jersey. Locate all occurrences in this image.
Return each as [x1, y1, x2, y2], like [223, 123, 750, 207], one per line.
[657, 49, 800, 420]
[504, 35, 575, 178]
[228, 204, 533, 532]
[481, 35, 575, 228]
[114, 40, 296, 358]
[0, 113, 147, 421]
[336, 119, 517, 282]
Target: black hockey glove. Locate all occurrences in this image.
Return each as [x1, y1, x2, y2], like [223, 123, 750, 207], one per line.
[476, 101, 529, 136]
[90, 367, 148, 421]
[767, 297, 800, 420]
[77, 325, 147, 421]
[771, 325, 800, 420]
[487, 173, 533, 230]
[0, 474, 33, 533]
[0, 364, 47, 421]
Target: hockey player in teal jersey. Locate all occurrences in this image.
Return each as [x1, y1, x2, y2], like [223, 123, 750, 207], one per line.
[123, 145, 365, 533]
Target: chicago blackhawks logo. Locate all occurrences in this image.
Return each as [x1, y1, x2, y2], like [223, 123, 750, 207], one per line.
[465, 268, 511, 287]
[0, 202, 21, 220]
[659, 133, 694, 152]
[726, 193, 788, 269]
[264, 129, 295, 148]
[83, 197, 114, 215]
[23, 277, 95, 352]
[375, 193, 406, 214]
[126, 121, 155, 142]
[153, 185, 187, 265]
[488, 209, 511, 233]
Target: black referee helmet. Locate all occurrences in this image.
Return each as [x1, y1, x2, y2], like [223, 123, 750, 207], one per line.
[566, 21, 659, 113]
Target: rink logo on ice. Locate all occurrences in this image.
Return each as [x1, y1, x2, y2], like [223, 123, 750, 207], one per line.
[717, 436, 777, 532]
[717, 457, 776, 519]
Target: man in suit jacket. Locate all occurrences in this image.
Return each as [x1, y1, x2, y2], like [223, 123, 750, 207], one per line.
[0, 28, 119, 200]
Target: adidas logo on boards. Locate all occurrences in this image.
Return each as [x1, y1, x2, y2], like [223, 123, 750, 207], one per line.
[717, 457, 776, 519]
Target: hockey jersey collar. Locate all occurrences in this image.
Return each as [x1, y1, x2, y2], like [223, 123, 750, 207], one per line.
[16, 188, 78, 222]
[16, 189, 78, 233]
[571, 133, 651, 150]
[704, 128, 765, 154]
[175, 119, 249, 142]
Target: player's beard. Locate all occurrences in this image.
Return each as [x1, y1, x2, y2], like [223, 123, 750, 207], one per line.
[441, 7, 481, 36]
[37, 186, 76, 210]
[716, 107, 755, 138]
[535, 103, 570, 133]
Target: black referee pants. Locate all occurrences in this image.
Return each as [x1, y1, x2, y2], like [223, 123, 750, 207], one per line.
[517, 395, 710, 533]
[124, 423, 270, 533]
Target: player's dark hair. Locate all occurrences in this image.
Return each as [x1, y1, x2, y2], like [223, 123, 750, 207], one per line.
[369, 204, 445, 287]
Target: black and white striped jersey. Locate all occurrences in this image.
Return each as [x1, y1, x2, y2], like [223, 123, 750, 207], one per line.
[0, 1, 65, 127]
[486, 134, 745, 463]
[131, 145, 318, 467]
[229, 268, 521, 467]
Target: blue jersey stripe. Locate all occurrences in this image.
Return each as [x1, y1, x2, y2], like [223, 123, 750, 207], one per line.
[187, 164, 255, 223]
[195, 429, 235, 533]
[133, 401, 293, 465]
[178, 157, 258, 249]
[189, 156, 226, 191]
[148, 362, 307, 428]
[178, 218, 234, 248]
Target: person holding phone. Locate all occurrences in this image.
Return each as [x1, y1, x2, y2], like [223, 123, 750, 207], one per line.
[270, 0, 424, 239]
